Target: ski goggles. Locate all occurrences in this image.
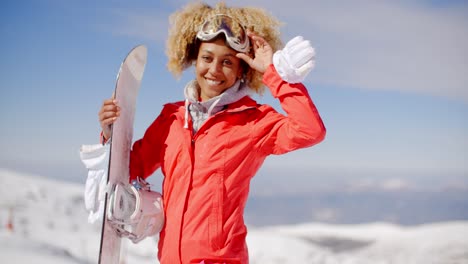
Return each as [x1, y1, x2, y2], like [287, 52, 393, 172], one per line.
[196, 14, 250, 53]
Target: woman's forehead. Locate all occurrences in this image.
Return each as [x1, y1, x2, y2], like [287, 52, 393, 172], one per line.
[198, 39, 238, 55]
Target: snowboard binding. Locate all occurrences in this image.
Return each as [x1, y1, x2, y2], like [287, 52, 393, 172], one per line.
[107, 177, 164, 243]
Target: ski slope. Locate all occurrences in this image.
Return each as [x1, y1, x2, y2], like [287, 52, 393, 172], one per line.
[1, 168, 467, 264]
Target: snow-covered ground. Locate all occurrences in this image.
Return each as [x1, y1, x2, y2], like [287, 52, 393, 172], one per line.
[1, 168, 467, 264]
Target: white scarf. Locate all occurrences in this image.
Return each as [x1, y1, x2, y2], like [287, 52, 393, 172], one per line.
[183, 79, 252, 132]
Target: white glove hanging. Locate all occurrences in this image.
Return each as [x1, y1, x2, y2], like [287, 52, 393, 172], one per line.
[273, 36, 316, 84]
[79, 143, 110, 223]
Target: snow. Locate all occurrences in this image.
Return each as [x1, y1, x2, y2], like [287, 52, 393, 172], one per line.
[1, 168, 467, 264]
[249, 222, 468, 264]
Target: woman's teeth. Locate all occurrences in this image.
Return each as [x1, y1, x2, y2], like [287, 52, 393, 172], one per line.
[206, 79, 222, 86]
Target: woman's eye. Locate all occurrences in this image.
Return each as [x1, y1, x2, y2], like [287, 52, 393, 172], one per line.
[223, 59, 233, 66]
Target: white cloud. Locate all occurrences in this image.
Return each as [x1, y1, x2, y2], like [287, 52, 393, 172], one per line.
[312, 208, 340, 222]
[380, 178, 410, 191]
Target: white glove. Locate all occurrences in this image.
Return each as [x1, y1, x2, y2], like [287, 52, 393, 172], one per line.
[273, 36, 316, 83]
[80, 144, 110, 223]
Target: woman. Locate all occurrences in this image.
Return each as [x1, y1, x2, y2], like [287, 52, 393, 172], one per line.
[98, 2, 325, 263]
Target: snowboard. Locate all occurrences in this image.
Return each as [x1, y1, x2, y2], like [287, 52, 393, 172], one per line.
[99, 45, 148, 264]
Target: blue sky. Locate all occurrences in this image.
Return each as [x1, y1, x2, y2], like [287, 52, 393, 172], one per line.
[0, 0, 467, 187]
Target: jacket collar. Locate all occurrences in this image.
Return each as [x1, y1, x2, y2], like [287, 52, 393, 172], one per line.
[164, 94, 258, 120]
[225, 95, 257, 112]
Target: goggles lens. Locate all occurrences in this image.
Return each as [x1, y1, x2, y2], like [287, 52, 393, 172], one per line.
[196, 14, 250, 53]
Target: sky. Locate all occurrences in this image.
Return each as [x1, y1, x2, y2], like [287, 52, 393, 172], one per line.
[0, 0, 467, 186]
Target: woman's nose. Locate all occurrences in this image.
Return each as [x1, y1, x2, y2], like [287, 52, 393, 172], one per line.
[208, 61, 222, 75]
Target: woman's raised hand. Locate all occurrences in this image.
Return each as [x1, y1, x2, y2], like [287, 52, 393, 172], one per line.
[236, 32, 273, 74]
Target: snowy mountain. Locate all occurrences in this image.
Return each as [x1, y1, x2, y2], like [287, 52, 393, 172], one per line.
[1, 168, 467, 264]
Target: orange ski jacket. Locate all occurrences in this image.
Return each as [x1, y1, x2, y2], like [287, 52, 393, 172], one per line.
[129, 65, 326, 263]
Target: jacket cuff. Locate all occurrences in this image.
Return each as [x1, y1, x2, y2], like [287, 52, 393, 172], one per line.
[100, 131, 110, 145]
[262, 64, 306, 98]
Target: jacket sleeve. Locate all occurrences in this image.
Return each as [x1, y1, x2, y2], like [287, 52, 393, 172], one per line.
[129, 109, 167, 182]
[255, 64, 326, 155]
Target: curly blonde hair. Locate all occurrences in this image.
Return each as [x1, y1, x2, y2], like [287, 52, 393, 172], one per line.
[166, 1, 283, 93]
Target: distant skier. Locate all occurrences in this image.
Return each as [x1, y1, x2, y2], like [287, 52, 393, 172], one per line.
[90, 1, 325, 263]
[6, 207, 14, 233]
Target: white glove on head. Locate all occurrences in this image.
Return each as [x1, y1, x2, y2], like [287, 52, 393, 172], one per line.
[273, 36, 316, 83]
